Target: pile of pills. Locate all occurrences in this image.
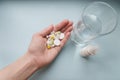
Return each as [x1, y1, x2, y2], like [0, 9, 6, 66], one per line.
[46, 31, 65, 49]
[80, 45, 98, 57]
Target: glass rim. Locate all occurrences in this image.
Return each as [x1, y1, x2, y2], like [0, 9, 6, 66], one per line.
[81, 1, 118, 36]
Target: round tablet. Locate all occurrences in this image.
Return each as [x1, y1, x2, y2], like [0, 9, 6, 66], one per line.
[54, 39, 60, 46]
[59, 33, 64, 39]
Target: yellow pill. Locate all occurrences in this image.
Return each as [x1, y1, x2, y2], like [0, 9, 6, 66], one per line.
[50, 34, 55, 39]
[49, 40, 54, 45]
[55, 31, 61, 35]
[47, 45, 51, 49]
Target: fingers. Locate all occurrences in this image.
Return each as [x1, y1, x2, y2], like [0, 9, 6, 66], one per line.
[39, 19, 72, 37]
[64, 26, 73, 34]
[39, 19, 73, 37]
[54, 19, 69, 32]
[61, 21, 73, 32]
[39, 25, 54, 37]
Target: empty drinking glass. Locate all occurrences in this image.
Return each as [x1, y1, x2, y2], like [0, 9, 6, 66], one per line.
[71, 1, 118, 46]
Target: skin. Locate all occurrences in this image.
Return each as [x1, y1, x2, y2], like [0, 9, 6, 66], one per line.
[0, 20, 73, 80]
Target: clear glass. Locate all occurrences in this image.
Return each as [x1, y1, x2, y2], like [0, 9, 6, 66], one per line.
[71, 1, 118, 46]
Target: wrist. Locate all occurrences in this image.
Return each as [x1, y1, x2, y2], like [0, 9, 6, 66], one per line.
[0, 53, 40, 80]
[24, 53, 39, 70]
[26, 51, 48, 70]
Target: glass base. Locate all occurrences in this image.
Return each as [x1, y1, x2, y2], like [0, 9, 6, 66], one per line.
[70, 36, 88, 48]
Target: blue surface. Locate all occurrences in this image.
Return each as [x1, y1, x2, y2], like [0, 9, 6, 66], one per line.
[0, 1, 120, 80]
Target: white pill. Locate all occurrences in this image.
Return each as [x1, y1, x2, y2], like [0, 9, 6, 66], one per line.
[59, 33, 64, 39]
[80, 45, 98, 57]
[80, 48, 89, 57]
[56, 34, 60, 39]
[54, 39, 60, 46]
[46, 35, 49, 38]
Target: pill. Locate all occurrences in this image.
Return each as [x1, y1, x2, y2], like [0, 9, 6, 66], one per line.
[51, 44, 55, 47]
[46, 31, 64, 49]
[46, 35, 49, 38]
[54, 39, 60, 46]
[80, 45, 98, 57]
[55, 31, 61, 35]
[47, 45, 51, 49]
[50, 34, 55, 39]
[59, 33, 64, 39]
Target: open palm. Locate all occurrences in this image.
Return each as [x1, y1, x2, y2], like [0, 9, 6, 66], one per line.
[27, 20, 73, 68]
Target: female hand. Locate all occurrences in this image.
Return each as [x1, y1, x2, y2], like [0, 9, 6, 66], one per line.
[27, 20, 73, 69]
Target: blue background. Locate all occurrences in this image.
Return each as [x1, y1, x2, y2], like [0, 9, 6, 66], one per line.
[0, 0, 120, 80]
